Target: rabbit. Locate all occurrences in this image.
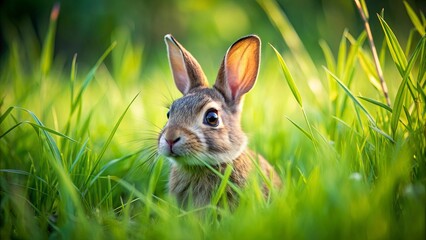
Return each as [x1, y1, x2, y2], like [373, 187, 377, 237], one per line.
[158, 34, 282, 209]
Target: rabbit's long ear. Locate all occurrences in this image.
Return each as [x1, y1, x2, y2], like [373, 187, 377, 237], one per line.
[214, 35, 260, 107]
[165, 34, 208, 95]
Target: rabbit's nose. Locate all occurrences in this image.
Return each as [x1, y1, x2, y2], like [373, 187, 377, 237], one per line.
[164, 127, 182, 151]
[166, 137, 181, 148]
[165, 137, 181, 153]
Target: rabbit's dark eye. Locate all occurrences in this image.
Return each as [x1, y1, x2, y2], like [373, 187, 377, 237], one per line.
[204, 109, 219, 127]
[167, 110, 170, 119]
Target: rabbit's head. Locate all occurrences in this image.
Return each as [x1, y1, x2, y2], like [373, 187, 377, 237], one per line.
[158, 34, 260, 166]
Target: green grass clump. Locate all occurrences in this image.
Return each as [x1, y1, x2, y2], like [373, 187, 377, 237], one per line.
[1, 0, 425, 239]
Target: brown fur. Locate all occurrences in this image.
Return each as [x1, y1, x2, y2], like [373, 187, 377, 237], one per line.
[159, 34, 282, 209]
[169, 150, 281, 209]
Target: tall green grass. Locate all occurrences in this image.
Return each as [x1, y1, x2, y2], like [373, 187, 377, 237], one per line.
[1, 0, 425, 239]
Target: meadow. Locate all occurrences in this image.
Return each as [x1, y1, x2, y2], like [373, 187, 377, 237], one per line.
[1, 0, 425, 239]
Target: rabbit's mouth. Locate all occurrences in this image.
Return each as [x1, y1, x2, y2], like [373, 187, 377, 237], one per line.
[167, 155, 206, 167]
[167, 151, 180, 158]
[159, 146, 179, 158]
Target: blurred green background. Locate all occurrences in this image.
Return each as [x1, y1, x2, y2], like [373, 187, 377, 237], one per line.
[1, 0, 424, 69]
[0, 1, 425, 238]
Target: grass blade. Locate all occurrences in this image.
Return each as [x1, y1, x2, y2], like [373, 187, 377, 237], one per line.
[109, 176, 168, 218]
[403, 1, 425, 36]
[258, 0, 318, 79]
[403, 106, 413, 131]
[319, 40, 336, 72]
[0, 106, 14, 125]
[71, 41, 117, 112]
[405, 29, 417, 56]
[87, 154, 134, 189]
[339, 32, 367, 117]
[378, 14, 408, 75]
[391, 36, 425, 135]
[319, 40, 337, 101]
[323, 67, 375, 124]
[377, 14, 416, 102]
[417, 82, 426, 114]
[0, 169, 49, 186]
[15, 109, 85, 221]
[357, 0, 369, 19]
[270, 44, 303, 107]
[358, 96, 392, 113]
[357, 48, 382, 92]
[417, 36, 426, 86]
[69, 139, 89, 173]
[370, 125, 395, 143]
[344, 31, 367, 82]
[0, 120, 75, 142]
[211, 164, 233, 206]
[1, 107, 76, 143]
[83, 93, 139, 193]
[337, 29, 348, 77]
[201, 161, 242, 196]
[70, 53, 77, 109]
[285, 116, 313, 141]
[12, 107, 63, 164]
[144, 157, 166, 217]
[147, 158, 164, 195]
[40, 3, 60, 76]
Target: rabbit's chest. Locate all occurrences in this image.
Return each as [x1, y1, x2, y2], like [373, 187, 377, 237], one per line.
[169, 167, 224, 207]
[167, 155, 253, 208]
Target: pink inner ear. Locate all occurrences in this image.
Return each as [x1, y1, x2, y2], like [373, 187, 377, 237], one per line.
[166, 37, 190, 94]
[170, 56, 189, 94]
[225, 40, 259, 101]
[165, 34, 209, 95]
[227, 71, 240, 99]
